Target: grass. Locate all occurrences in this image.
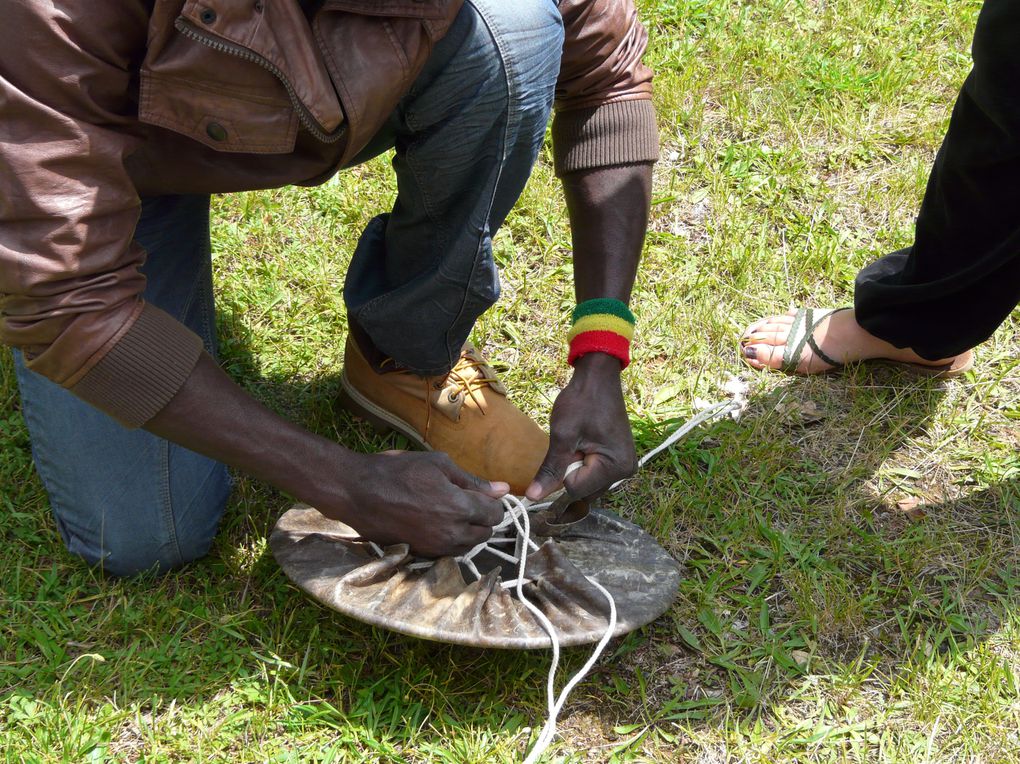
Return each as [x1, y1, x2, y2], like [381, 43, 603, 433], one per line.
[3, 0, 1020, 760]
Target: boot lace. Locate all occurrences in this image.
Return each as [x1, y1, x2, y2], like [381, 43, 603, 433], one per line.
[419, 347, 500, 441]
[441, 352, 499, 412]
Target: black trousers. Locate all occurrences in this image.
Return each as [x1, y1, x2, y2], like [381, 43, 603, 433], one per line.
[854, 0, 1020, 360]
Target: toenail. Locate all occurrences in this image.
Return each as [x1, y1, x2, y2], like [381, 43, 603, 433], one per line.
[743, 346, 757, 359]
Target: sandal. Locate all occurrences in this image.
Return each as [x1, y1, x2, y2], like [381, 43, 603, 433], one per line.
[740, 307, 975, 378]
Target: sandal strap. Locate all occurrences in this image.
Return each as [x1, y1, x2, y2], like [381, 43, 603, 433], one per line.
[782, 307, 850, 373]
[781, 308, 809, 373]
[806, 332, 842, 369]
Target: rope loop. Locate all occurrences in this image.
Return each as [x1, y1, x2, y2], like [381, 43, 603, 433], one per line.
[366, 397, 745, 762]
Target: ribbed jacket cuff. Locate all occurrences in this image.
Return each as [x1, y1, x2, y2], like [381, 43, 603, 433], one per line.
[552, 99, 659, 176]
[71, 303, 204, 429]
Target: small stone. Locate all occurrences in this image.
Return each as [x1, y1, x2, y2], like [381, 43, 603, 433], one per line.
[791, 649, 811, 667]
[896, 496, 927, 521]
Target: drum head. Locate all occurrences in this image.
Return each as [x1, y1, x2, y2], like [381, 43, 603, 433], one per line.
[270, 504, 681, 649]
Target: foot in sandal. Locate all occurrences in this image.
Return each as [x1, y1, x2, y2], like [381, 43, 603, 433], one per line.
[740, 307, 974, 377]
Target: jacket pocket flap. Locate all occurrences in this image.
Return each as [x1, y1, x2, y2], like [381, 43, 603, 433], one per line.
[139, 73, 299, 154]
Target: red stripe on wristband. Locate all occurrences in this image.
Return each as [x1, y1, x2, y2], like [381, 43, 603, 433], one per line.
[568, 330, 631, 368]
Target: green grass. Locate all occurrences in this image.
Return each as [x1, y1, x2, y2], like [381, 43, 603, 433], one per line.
[4, 0, 1020, 761]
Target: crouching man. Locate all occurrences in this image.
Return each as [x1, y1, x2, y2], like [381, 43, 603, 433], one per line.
[0, 0, 657, 575]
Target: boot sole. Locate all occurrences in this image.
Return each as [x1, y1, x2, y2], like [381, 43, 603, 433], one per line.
[338, 371, 432, 452]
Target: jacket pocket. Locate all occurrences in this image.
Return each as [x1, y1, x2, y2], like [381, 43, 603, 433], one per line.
[139, 72, 299, 153]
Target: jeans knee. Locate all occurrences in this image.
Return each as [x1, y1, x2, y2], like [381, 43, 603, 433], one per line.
[55, 463, 230, 578]
[83, 532, 215, 578]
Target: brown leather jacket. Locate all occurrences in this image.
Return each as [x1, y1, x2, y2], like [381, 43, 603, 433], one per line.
[1, 0, 657, 427]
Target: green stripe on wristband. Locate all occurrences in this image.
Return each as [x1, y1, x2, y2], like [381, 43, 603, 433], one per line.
[572, 298, 634, 324]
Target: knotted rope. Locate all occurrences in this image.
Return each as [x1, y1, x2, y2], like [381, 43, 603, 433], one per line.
[369, 394, 746, 762]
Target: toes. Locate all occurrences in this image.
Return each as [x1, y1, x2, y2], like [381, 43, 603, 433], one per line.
[741, 314, 796, 339]
[741, 321, 763, 340]
[740, 308, 847, 375]
[745, 340, 839, 374]
[743, 328, 791, 347]
[742, 341, 785, 370]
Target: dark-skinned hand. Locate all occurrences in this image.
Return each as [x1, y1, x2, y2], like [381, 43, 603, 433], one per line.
[323, 450, 508, 559]
[526, 352, 636, 502]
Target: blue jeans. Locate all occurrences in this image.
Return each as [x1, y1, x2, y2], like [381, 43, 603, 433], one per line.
[12, 0, 563, 576]
[344, 0, 563, 373]
[14, 195, 232, 577]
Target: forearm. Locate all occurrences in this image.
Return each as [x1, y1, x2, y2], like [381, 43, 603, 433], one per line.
[524, 163, 649, 500]
[561, 162, 653, 304]
[561, 162, 651, 377]
[145, 352, 505, 557]
[145, 352, 352, 509]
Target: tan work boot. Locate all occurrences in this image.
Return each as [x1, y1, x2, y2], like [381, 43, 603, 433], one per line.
[339, 336, 549, 495]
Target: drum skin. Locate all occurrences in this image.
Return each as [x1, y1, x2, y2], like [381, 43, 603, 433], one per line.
[270, 504, 681, 649]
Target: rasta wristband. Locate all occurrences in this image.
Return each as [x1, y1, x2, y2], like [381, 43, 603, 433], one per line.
[568, 298, 635, 368]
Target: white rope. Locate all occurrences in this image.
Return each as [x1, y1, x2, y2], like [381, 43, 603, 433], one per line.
[514, 480, 617, 764]
[609, 399, 742, 491]
[517, 397, 745, 762]
[366, 395, 743, 762]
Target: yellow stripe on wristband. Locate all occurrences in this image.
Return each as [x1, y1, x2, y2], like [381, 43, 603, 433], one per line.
[568, 313, 635, 342]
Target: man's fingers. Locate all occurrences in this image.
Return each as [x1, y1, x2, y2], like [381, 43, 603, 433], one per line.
[564, 451, 636, 500]
[563, 453, 612, 500]
[458, 492, 505, 527]
[525, 443, 579, 501]
[439, 456, 509, 498]
[442, 462, 505, 525]
[407, 497, 500, 558]
[462, 522, 496, 549]
[480, 480, 511, 498]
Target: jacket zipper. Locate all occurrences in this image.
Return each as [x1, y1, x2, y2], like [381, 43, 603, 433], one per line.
[175, 18, 346, 144]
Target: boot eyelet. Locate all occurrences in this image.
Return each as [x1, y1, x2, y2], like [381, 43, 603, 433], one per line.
[448, 391, 460, 403]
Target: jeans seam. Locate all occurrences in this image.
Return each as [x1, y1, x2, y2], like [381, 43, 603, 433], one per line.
[196, 263, 216, 353]
[178, 247, 214, 350]
[442, 0, 515, 368]
[159, 439, 184, 566]
[401, 133, 448, 260]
